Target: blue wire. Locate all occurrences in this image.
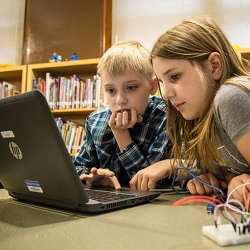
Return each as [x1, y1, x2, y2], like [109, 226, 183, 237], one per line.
[174, 166, 226, 198]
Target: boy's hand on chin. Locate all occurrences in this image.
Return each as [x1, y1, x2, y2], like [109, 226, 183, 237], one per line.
[80, 167, 121, 190]
[109, 108, 143, 130]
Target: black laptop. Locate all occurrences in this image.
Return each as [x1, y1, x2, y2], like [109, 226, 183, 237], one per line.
[0, 91, 160, 213]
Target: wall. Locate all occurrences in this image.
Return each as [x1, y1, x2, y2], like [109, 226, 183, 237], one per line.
[0, 0, 25, 64]
[112, 0, 250, 50]
[1, 0, 250, 64]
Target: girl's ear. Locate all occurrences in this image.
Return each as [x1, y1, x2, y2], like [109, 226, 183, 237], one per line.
[150, 77, 159, 95]
[207, 52, 223, 81]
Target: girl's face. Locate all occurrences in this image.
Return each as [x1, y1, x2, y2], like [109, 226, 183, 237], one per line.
[152, 57, 215, 120]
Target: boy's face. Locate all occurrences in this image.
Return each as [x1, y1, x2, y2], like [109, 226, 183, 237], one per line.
[101, 70, 156, 115]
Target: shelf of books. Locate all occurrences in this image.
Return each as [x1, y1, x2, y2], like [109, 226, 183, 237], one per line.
[26, 58, 102, 157]
[26, 58, 102, 111]
[0, 65, 27, 99]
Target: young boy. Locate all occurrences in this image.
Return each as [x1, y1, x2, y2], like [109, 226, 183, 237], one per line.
[74, 41, 171, 189]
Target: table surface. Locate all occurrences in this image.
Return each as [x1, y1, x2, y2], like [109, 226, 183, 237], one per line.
[0, 189, 249, 250]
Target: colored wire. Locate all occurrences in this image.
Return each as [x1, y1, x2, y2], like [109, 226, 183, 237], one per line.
[214, 203, 238, 226]
[187, 170, 225, 198]
[174, 166, 226, 199]
[213, 182, 250, 228]
[227, 182, 250, 202]
[172, 195, 223, 207]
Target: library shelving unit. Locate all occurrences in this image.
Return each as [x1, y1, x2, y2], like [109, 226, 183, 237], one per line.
[26, 58, 100, 123]
[238, 48, 250, 71]
[0, 65, 27, 94]
[26, 58, 101, 157]
[237, 48, 250, 60]
[234, 47, 250, 71]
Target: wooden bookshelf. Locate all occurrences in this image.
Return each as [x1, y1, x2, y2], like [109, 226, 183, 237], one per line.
[27, 58, 99, 90]
[52, 107, 96, 115]
[26, 58, 100, 117]
[239, 48, 250, 71]
[26, 58, 101, 156]
[0, 65, 27, 94]
[234, 47, 250, 71]
[51, 107, 97, 125]
[237, 48, 250, 59]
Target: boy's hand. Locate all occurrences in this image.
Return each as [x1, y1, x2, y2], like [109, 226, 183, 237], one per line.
[187, 173, 222, 195]
[109, 108, 143, 130]
[130, 161, 171, 191]
[80, 167, 121, 190]
[227, 174, 250, 204]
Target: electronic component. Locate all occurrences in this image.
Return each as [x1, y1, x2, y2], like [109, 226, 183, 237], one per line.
[202, 224, 250, 246]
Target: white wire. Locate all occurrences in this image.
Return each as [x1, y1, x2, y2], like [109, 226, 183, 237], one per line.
[214, 203, 237, 225]
[225, 200, 249, 224]
[226, 199, 246, 214]
[226, 181, 250, 203]
[214, 182, 250, 227]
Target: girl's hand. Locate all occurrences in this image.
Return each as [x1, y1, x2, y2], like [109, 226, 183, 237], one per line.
[80, 167, 121, 190]
[227, 174, 250, 204]
[187, 173, 221, 195]
[129, 160, 172, 191]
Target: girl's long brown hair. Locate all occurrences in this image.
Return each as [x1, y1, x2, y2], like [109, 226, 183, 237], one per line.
[151, 16, 250, 170]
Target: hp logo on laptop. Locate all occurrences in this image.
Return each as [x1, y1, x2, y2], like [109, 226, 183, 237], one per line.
[9, 141, 23, 160]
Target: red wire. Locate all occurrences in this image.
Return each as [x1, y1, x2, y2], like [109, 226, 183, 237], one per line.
[174, 196, 222, 205]
[172, 195, 223, 206]
[173, 199, 217, 206]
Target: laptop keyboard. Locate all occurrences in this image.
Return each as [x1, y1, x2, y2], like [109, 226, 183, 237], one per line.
[85, 189, 136, 203]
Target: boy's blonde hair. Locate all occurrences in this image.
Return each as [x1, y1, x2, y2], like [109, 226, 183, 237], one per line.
[97, 41, 154, 80]
[151, 16, 250, 170]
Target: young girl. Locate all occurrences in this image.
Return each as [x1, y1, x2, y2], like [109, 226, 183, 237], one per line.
[130, 16, 250, 203]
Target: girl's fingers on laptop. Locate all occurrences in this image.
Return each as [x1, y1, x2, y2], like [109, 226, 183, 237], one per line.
[148, 179, 156, 190]
[140, 175, 149, 191]
[135, 175, 156, 191]
[136, 173, 143, 190]
[129, 175, 137, 190]
[129, 172, 145, 191]
[130, 171, 145, 190]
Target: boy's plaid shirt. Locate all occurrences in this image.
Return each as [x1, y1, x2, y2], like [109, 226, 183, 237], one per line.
[74, 96, 171, 184]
